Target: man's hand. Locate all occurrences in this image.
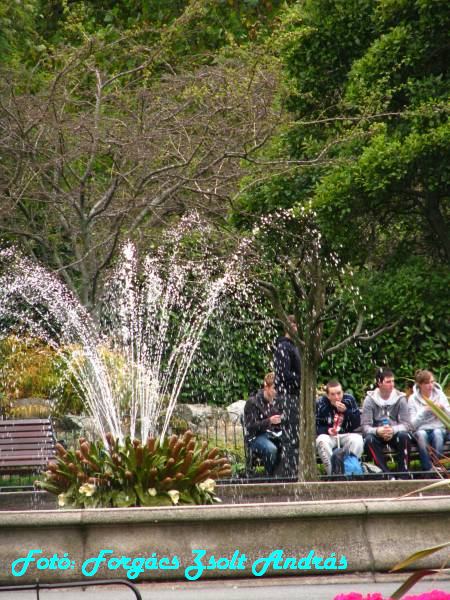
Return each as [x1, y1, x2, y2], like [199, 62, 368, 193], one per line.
[335, 400, 347, 413]
[269, 414, 281, 425]
[376, 425, 393, 441]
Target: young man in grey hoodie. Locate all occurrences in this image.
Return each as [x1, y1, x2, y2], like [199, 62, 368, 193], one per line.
[409, 369, 450, 471]
[361, 368, 411, 476]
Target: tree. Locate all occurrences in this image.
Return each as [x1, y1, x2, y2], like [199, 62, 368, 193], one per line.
[0, 39, 282, 313]
[246, 210, 397, 481]
[277, 0, 449, 265]
[230, 0, 449, 479]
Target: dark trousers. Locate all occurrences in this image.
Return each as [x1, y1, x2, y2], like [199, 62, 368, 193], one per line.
[276, 394, 299, 478]
[364, 431, 410, 473]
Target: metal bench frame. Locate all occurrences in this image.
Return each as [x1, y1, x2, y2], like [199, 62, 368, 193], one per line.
[0, 579, 142, 599]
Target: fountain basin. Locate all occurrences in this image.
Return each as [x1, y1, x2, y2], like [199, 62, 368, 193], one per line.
[1, 479, 447, 511]
[0, 494, 449, 584]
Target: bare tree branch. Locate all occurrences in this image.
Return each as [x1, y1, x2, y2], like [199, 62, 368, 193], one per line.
[324, 317, 400, 356]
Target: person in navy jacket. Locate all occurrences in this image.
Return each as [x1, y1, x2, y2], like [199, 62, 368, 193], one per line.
[316, 379, 363, 475]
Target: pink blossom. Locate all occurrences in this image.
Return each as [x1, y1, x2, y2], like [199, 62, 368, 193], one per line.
[334, 591, 450, 600]
[333, 594, 388, 600]
[403, 591, 450, 600]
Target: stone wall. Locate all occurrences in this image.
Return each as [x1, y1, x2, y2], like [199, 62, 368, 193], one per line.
[0, 496, 449, 584]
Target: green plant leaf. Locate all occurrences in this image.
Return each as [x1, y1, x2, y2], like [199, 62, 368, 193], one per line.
[390, 541, 450, 572]
[423, 397, 450, 429]
[390, 569, 439, 600]
[398, 480, 450, 499]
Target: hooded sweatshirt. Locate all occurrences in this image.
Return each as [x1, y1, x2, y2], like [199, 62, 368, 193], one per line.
[361, 388, 410, 436]
[408, 382, 450, 431]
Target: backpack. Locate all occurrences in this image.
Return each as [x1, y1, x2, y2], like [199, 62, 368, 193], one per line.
[331, 448, 363, 475]
[362, 462, 382, 474]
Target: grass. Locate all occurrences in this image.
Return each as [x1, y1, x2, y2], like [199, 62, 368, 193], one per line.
[0, 474, 37, 489]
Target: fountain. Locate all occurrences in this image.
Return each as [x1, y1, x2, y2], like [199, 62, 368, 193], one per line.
[0, 215, 242, 445]
[0, 217, 449, 586]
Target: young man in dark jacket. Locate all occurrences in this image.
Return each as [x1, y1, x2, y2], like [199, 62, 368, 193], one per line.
[244, 372, 282, 476]
[273, 315, 300, 478]
[316, 380, 363, 475]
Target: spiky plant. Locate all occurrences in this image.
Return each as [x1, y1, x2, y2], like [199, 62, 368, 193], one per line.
[37, 431, 231, 508]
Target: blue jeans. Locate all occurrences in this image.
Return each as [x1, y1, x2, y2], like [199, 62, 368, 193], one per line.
[248, 433, 280, 476]
[414, 429, 446, 470]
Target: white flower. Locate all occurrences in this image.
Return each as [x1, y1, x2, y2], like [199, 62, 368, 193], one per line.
[58, 493, 67, 507]
[79, 483, 96, 497]
[198, 478, 216, 494]
[167, 489, 180, 505]
[148, 487, 157, 497]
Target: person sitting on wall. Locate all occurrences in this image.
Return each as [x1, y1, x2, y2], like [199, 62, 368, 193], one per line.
[409, 369, 450, 471]
[362, 367, 411, 477]
[316, 379, 363, 475]
[244, 372, 282, 477]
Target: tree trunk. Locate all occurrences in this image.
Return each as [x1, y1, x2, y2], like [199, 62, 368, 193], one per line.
[297, 352, 319, 482]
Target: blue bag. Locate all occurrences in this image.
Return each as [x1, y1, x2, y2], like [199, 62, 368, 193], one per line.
[343, 453, 363, 475]
[331, 448, 363, 475]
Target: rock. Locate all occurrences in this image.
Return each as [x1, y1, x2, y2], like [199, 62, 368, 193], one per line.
[173, 403, 214, 424]
[226, 400, 246, 422]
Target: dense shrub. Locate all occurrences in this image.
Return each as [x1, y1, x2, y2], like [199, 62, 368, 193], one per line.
[37, 431, 231, 508]
[0, 336, 82, 417]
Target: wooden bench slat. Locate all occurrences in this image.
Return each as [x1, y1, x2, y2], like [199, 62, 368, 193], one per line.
[0, 457, 55, 464]
[0, 447, 55, 454]
[0, 425, 53, 433]
[0, 453, 55, 461]
[0, 433, 53, 445]
[0, 419, 52, 424]
[0, 431, 53, 438]
[0, 438, 55, 451]
[0, 418, 57, 476]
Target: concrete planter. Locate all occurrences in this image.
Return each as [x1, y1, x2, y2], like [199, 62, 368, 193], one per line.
[0, 495, 449, 584]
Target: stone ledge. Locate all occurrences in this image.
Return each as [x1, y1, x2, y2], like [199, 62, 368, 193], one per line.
[0, 496, 448, 583]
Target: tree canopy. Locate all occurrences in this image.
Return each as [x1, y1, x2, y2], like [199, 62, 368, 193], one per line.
[0, 1, 448, 477]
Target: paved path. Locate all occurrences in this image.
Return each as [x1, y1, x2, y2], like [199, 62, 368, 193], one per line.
[1, 574, 449, 600]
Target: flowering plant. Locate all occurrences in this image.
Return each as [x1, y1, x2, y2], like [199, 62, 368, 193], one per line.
[334, 542, 450, 600]
[37, 430, 231, 508]
[335, 592, 450, 600]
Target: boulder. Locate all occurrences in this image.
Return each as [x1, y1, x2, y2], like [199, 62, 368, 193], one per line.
[226, 400, 246, 422]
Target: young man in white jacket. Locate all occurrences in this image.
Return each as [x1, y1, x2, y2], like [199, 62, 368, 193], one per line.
[361, 368, 411, 476]
[409, 369, 450, 471]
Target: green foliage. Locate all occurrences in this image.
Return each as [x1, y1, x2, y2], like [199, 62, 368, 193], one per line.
[1, 0, 448, 426]
[230, 170, 321, 230]
[0, 335, 74, 417]
[34, 0, 287, 68]
[0, 0, 42, 67]
[318, 257, 450, 401]
[180, 297, 277, 405]
[423, 397, 450, 430]
[276, 0, 450, 263]
[230, 0, 450, 411]
[0, 336, 81, 416]
[37, 431, 231, 508]
[279, 0, 376, 119]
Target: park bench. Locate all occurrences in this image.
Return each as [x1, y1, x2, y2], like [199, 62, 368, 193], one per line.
[240, 414, 449, 479]
[0, 418, 57, 476]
